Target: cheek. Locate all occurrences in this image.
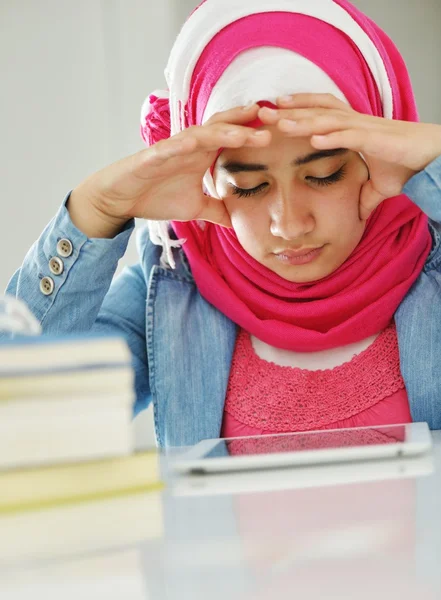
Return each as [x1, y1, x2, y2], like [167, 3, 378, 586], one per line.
[332, 192, 360, 225]
[322, 183, 366, 248]
[225, 200, 269, 253]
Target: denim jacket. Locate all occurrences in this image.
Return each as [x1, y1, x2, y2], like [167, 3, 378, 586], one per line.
[5, 155, 441, 448]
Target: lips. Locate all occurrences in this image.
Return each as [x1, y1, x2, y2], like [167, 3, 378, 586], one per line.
[274, 245, 325, 266]
[275, 246, 324, 259]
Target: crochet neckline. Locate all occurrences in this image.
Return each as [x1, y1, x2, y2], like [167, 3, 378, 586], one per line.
[243, 323, 393, 375]
[224, 319, 406, 432]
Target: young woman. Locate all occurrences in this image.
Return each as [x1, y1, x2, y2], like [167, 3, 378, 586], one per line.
[6, 0, 441, 447]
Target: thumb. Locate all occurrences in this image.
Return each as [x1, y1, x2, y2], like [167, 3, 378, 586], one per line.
[359, 179, 386, 221]
[198, 196, 233, 229]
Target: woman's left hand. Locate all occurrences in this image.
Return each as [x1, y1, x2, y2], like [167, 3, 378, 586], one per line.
[257, 94, 441, 220]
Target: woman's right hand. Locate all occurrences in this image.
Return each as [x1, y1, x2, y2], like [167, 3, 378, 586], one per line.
[68, 104, 270, 238]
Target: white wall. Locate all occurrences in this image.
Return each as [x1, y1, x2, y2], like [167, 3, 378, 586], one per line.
[350, 0, 441, 124]
[0, 0, 177, 290]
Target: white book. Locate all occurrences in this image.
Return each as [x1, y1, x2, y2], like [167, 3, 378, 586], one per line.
[0, 549, 151, 600]
[0, 334, 132, 376]
[0, 408, 133, 469]
[0, 492, 162, 567]
[0, 392, 135, 417]
[0, 366, 135, 400]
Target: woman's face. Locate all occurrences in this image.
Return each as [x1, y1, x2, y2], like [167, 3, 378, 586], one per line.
[213, 126, 369, 283]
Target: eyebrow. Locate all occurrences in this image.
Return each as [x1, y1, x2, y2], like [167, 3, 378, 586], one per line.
[220, 148, 348, 173]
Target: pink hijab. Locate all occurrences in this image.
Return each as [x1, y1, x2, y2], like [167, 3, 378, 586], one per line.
[141, 0, 432, 352]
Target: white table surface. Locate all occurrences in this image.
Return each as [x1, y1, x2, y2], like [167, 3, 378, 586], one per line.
[1, 432, 440, 600]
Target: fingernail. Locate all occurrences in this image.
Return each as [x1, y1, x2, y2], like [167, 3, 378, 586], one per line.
[278, 95, 293, 103]
[243, 102, 256, 110]
[252, 130, 267, 136]
[226, 129, 240, 136]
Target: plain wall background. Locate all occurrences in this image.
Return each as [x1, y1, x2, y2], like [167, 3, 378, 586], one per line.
[1, 0, 184, 289]
[1, 0, 441, 446]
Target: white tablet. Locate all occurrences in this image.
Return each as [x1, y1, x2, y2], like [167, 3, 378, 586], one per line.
[173, 453, 434, 496]
[172, 422, 432, 475]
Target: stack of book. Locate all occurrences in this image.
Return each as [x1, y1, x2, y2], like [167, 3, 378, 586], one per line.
[0, 333, 136, 469]
[0, 452, 163, 566]
[0, 332, 163, 565]
[0, 548, 152, 600]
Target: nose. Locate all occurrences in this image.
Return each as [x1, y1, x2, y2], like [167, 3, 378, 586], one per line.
[269, 191, 315, 241]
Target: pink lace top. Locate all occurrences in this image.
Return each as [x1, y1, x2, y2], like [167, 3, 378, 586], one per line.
[222, 321, 411, 438]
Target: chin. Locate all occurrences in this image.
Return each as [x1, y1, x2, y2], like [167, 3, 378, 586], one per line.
[278, 269, 329, 284]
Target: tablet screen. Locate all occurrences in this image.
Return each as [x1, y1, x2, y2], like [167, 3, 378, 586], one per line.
[204, 425, 407, 459]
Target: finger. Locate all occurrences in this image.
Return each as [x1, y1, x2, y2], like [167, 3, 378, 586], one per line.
[258, 106, 351, 130]
[276, 114, 351, 138]
[258, 106, 323, 125]
[311, 127, 401, 164]
[186, 123, 271, 152]
[310, 129, 365, 153]
[276, 93, 350, 111]
[142, 136, 198, 167]
[144, 124, 271, 170]
[197, 197, 233, 229]
[204, 103, 260, 126]
[359, 180, 386, 221]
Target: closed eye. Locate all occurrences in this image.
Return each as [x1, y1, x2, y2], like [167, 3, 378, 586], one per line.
[231, 183, 269, 198]
[230, 166, 347, 198]
[306, 166, 346, 187]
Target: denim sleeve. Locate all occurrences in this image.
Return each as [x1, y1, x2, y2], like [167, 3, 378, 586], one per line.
[92, 264, 151, 416]
[403, 154, 441, 222]
[4, 195, 151, 414]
